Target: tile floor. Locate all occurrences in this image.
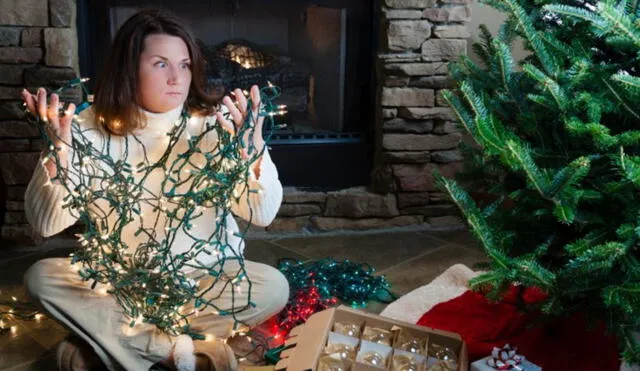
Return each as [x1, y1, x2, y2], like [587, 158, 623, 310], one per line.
[0, 226, 485, 370]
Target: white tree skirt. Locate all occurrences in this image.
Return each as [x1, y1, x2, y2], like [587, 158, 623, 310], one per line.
[380, 264, 478, 323]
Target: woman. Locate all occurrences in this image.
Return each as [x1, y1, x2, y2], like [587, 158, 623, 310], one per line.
[20, 8, 288, 371]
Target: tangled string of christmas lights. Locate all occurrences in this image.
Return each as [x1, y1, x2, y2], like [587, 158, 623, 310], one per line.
[29, 79, 285, 339]
[275, 258, 394, 333]
[0, 296, 40, 335]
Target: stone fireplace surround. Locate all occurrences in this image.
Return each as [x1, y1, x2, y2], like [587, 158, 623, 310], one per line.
[0, 0, 469, 244]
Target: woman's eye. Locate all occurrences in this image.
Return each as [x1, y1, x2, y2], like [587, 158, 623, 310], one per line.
[155, 61, 167, 68]
[181, 63, 191, 70]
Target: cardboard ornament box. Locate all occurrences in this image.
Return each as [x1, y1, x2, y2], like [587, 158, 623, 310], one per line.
[275, 305, 469, 371]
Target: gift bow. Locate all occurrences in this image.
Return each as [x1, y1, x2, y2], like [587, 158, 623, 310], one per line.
[486, 344, 525, 370]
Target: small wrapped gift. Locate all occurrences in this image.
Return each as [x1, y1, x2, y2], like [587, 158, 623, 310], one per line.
[470, 344, 541, 371]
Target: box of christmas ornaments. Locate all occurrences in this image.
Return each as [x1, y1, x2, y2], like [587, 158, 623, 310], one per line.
[275, 305, 468, 371]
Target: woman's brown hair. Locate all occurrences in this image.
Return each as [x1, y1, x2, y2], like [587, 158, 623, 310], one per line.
[93, 8, 220, 135]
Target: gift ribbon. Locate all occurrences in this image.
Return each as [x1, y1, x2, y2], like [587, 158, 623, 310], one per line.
[486, 344, 525, 370]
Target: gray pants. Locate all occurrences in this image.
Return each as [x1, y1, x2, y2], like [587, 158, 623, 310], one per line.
[24, 258, 289, 370]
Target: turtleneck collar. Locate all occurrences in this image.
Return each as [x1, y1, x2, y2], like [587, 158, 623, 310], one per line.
[135, 103, 186, 137]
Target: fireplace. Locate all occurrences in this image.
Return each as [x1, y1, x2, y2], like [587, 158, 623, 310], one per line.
[77, 0, 378, 189]
[0, 0, 472, 243]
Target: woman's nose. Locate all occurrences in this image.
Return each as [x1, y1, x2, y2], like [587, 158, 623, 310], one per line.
[167, 65, 182, 85]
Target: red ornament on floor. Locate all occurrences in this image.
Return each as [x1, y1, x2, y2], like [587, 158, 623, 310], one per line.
[416, 286, 621, 371]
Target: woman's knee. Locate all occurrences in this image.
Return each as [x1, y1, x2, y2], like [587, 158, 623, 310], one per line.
[23, 258, 61, 303]
[265, 266, 289, 313]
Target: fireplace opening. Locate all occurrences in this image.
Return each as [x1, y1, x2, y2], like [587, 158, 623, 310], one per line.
[77, 0, 378, 189]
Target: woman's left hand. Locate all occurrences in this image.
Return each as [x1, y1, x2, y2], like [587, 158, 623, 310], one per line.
[216, 85, 265, 160]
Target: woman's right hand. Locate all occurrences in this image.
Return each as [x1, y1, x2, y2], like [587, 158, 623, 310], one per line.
[21, 87, 75, 147]
[21, 87, 76, 179]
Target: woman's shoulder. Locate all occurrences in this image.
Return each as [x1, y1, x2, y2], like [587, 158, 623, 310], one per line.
[188, 104, 226, 129]
[74, 105, 98, 127]
[72, 105, 108, 139]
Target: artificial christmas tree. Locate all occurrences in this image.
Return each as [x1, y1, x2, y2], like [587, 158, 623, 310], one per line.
[437, 0, 640, 363]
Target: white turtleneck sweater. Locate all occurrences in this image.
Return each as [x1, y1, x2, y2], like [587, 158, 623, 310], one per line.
[25, 104, 283, 267]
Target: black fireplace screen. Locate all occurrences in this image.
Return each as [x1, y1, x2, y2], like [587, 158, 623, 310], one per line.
[202, 39, 312, 137]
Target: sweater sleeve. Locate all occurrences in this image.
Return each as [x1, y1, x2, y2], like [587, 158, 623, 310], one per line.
[231, 148, 283, 227]
[24, 155, 79, 237]
[23, 106, 98, 238]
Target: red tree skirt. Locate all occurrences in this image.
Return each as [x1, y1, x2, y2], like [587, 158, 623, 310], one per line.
[416, 287, 621, 371]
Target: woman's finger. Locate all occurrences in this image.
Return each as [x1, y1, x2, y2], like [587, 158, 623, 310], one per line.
[216, 111, 235, 135]
[60, 103, 76, 128]
[250, 85, 261, 111]
[37, 87, 47, 122]
[234, 88, 247, 116]
[47, 94, 60, 121]
[48, 93, 61, 127]
[52, 103, 75, 146]
[222, 95, 243, 127]
[249, 85, 261, 127]
[21, 89, 36, 115]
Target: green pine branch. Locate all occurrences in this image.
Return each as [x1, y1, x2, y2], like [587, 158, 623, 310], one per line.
[613, 73, 640, 92]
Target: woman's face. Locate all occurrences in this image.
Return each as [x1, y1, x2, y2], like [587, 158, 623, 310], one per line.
[137, 33, 192, 113]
